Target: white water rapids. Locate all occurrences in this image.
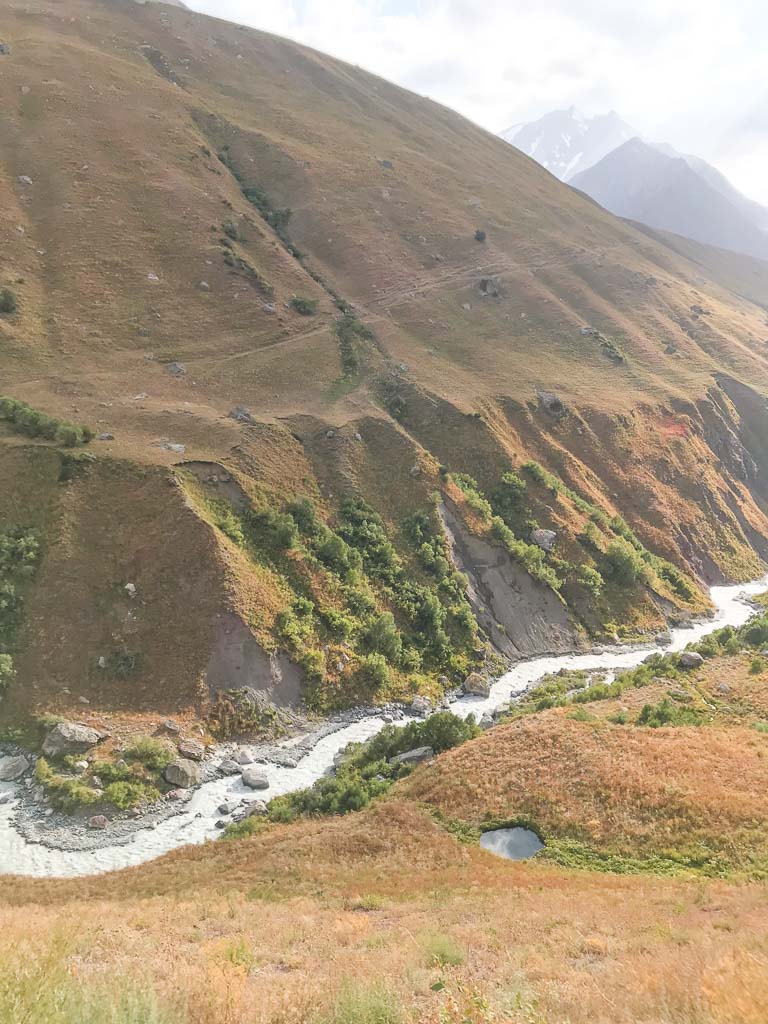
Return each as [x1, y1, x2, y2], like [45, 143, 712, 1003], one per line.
[1, 577, 766, 878]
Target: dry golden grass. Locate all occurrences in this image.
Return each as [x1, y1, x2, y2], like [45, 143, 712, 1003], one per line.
[1, 801, 768, 1023]
[403, 706, 768, 875]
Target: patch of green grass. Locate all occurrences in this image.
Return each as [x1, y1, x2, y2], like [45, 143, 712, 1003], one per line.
[0, 396, 93, 447]
[320, 980, 403, 1024]
[123, 737, 174, 772]
[420, 931, 466, 967]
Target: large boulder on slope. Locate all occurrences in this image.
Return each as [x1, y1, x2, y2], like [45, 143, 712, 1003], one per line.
[389, 746, 434, 766]
[42, 721, 102, 758]
[679, 651, 704, 669]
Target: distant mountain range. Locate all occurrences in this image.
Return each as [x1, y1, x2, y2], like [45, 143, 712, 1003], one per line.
[500, 107, 636, 182]
[502, 108, 768, 261]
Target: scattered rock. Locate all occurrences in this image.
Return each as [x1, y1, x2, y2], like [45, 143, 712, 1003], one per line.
[164, 759, 201, 789]
[162, 718, 181, 734]
[717, 682, 731, 694]
[478, 277, 500, 297]
[165, 789, 188, 802]
[389, 746, 434, 766]
[462, 302, 471, 311]
[531, 529, 557, 552]
[218, 801, 237, 815]
[325, 429, 335, 439]
[537, 391, 567, 418]
[479, 713, 494, 730]
[379, 158, 394, 169]
[654, 633, 672, 646]
[679, 651, 704, 669]
[178, 738, 205, 762]
[88, 815, 109, 830]
[241, 767, 269, 790]
[17, 175, 33, 186]
[410, 696, 432, 717]
[0, 42, 11, 55]
[0, 756, 29, 782]
[165, 361, 186, 376]
[409, 464, 422, 478]
[42, 721, 103, 758]
[198, 280, 210, 291]
[97, 432, 114, 441]
[215, 819, 228, 829]
[147, 272, 159, 281]
[233, 749, 254, 766]
[462, 672, 491, 698]
[228, 406, 256, 425]
[124, 582, 137, 597]
[78, 696, 90, 705]
[668, 689, 693, 703]
[73, 761, 89, 775]
[0, 792, 12, 806]
[245, 800, 268, 817]
[218, 758, 241, 776]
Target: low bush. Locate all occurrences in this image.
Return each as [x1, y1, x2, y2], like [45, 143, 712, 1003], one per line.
[289, 296, 318, 316]
[123, 737, 174, 772]
[0, 288, 17, 314]
[0, 396, 92, 447]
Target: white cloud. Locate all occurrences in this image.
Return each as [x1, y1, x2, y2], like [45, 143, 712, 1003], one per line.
[184, 0, 768, 204]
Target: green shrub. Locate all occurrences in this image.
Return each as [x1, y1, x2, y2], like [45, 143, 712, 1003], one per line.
[0, 396, 92, 446]
[637, 698, 703, 728]
[34, 758, 100, 812]
[335, 314, 374, 376]
[421, 931, 466, 967]
[749, 656, 765, 675]
[574, 563, 604, 598]
[355, 652, 390, 689]
[104, 780, 160, 810]
[123, 737, 173, 772]
[0, 653, 14, 693]
[604, 539, 647, 585]
[0, 288, 17, 314]
[361, 612, 403, 665]
[474, 229, 486, 243]
[289, 296, 318, 316]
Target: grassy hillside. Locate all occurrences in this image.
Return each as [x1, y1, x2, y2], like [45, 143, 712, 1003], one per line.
[6, 630, 768, 1021]
[1, 0, 768, 736]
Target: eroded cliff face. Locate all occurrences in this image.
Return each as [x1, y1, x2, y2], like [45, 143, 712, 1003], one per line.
[2, 373, 767, 734]
[438, 502, 582, 660]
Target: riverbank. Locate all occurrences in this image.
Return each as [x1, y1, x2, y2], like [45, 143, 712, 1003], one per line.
[1, 577, 765, 878]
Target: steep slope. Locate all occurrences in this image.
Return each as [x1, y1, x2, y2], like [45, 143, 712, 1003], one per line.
[1, 0, 768, 736]
[501, 106, 635, 180]
[571, 139, 768, 261]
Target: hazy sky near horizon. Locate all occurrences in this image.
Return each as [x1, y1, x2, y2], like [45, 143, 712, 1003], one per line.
[186, 0, 768, 204]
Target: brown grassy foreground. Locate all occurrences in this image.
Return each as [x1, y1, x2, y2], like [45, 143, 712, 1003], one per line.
[1, 800, 768, 1024]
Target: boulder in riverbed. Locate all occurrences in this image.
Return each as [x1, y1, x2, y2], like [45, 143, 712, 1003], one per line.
[42, 721, 103, 758]
[0, 756, 29, 781]
[245, 800, 268, 817]
[177, 738, 205, 762]
[88, 815, 109, 830]
[164, 759, 201, 789]
[410, 696, 432, 717]
[241, 767, 269, 790]
[462, 672, 491, 698]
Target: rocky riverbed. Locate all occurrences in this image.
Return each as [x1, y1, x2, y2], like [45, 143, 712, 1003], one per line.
[1, 578, 766, 877]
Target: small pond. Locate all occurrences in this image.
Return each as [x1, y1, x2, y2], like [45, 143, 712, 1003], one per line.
[479, 827, 543, 860]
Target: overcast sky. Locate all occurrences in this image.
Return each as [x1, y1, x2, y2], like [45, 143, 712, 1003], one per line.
[186, 0, 768, 204]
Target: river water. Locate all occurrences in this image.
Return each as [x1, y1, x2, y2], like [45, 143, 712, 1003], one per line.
[1, 577, 765, 878]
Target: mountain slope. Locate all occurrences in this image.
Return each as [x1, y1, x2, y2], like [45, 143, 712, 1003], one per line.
[1, 0, 768, 736]
[571, 139, 768, 261]
[500, 106, 635, 180]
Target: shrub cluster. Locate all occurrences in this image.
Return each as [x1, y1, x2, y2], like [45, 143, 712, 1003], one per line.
[225, 712, 480, 837]
[0, 396, 94, 447]
[0, 526, 40, 695]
